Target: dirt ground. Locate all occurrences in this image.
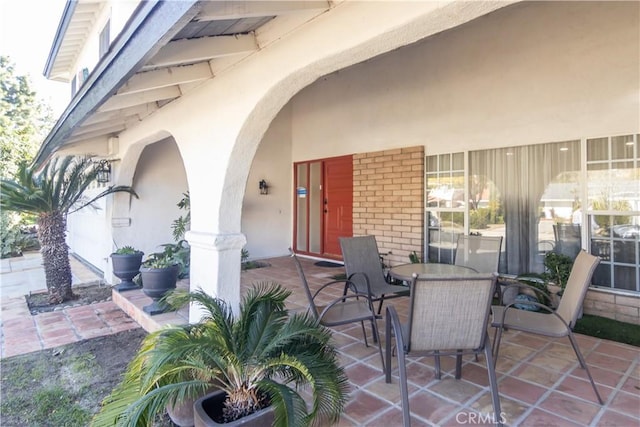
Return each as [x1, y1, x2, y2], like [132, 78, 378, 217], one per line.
[2, 285, 177, 426]
[26, 283, 115, 314]
[0, 328, 150, 426]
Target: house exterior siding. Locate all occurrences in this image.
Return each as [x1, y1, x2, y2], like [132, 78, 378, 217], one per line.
[42, 1, 638, 321]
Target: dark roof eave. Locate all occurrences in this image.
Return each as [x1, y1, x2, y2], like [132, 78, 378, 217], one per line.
[34, 0, 201, 167]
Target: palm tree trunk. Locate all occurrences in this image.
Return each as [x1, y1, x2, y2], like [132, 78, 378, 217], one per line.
[37, 211, 74, 303]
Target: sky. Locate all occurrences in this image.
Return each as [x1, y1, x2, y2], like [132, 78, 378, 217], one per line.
[0, 0, 70, 117]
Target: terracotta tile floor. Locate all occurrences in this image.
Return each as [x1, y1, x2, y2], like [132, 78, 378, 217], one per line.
[2, 254, 639, 426]
[239, 256, 640, 426]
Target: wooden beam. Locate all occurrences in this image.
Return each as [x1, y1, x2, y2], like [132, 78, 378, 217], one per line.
[118, 63, 213, 95]
[65, 123, 128, 144]
[82, 104, 158, 126]
[144, 34, 256, 69]
[196, 1, 329, 21]
[98, 87, 181, 112]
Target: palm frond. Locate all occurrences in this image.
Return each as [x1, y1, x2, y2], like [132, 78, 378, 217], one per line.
[0, 155, 137, 216]
[95, 283, 348, 427]
[163, 288, 236, 351]
[258, 379, 309, 427]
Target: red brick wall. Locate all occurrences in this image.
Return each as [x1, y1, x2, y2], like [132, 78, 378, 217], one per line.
[352, 146, 424, 266]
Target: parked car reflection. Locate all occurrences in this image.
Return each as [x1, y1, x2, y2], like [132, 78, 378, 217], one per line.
[612, 224, 640, 239]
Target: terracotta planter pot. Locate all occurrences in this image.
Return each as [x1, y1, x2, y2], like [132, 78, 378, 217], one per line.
[193, 390, 274, 427]
[110, 253, 143, 291]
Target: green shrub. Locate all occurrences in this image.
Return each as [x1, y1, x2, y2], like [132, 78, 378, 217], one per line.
[0, 212, 39, 258]
[143, 240, 190, 277]
[113, 246, 142, 255]
[469, 208, 488, 229]
[542, 252, 574, 290]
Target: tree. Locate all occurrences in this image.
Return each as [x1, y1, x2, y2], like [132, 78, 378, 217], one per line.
[1, 55, 56, 257]
[0, 156, 137, 303]
[0, 55, 53, 179]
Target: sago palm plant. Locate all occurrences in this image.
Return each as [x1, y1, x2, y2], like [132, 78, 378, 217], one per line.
[0, 155, 137, 303]
[92, 282, 350, 427]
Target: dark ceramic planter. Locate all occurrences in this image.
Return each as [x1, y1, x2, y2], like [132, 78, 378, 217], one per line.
[140, 265, 178, 315]
[167, 396, 197, 427]
[110, 252, 143, 291]
[193, 390, 274, 427]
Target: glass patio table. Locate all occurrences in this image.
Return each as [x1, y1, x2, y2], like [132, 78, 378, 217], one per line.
[388, 263, 479, 282]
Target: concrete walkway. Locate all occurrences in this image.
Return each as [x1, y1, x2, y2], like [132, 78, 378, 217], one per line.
[0, 252, 140, 358]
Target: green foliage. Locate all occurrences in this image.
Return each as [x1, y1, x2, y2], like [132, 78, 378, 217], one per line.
[0, 155, 138, 301]
[0, 211, 38, 258]
[114, 246, 142, 255]
[92, 283, 349, 427]
[143, 240, 190, 277]
[69, 353, 97, 375]
[0, 56, 54, 180]
[33, 386, 92, 426]
[240, 248, 266, 270]
[591, 199, 632, 230]
[574, 314, 640, 347]
[1, 385, 92, 427]
[542, 252, 574, 290]
[409, 251, 421, 264]
[469, 208, 489, 229]
[171, 191, 190, 241]
[0, 155, 138, 216]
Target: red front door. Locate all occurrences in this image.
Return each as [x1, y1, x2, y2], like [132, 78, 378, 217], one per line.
[293, 155, 353, 258]
[322, 156, 353, 257]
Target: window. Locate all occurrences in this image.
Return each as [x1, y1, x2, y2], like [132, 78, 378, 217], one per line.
[470, 141, 581, 275]
[425, 135, 639, 293]
[99, 19, 110, 58]
[425, 153, 465, 264]
[587, 134, 639, 292]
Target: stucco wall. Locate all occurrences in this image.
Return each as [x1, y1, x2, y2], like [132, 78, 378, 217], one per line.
[67, 185, 110, 273]
[124, 138, 188, 259]
[290, 1, 639, 161]
[241, 105, 293, 260]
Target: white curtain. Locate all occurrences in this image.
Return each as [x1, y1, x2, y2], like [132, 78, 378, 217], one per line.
[469, 140, 581, 274]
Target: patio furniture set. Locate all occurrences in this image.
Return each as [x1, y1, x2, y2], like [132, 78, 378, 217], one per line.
[291, 234, 602, 427]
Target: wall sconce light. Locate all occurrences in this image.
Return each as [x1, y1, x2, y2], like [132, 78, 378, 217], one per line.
[95, 159, 112, 184]
[259, 179, 269, 195]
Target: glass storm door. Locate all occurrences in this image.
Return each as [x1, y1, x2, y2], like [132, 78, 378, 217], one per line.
[294, 156, 353, 258]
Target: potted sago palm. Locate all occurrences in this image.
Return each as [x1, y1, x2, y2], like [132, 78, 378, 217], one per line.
[91, 283, 349, 427]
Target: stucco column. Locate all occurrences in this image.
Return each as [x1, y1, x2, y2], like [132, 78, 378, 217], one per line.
[185, 230, 247, 322]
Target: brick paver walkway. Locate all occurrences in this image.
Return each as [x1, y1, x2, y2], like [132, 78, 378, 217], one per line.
[0, 254, 140, 359]
[1, 300, 139, 358]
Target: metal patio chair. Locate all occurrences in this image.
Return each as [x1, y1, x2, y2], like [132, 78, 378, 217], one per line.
[339, 235, 410, 314]
[455, 234, 503, 303]
[290, 250, 385, 372]
[454, 234, 503, 273]
[385, 273, 502, 427]
[491, 250, 603, 404]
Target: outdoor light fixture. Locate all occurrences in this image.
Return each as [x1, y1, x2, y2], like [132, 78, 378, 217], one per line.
[95, 159, 112, 184]
[259, 179, 269, 195]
